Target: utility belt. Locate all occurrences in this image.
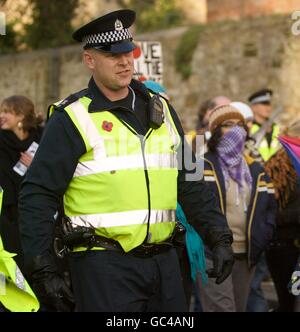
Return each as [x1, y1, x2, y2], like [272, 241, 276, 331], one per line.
[54, 216, 186, 259]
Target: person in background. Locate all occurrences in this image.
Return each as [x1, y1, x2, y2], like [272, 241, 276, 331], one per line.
[0, 96, 43, 272]
[0, 188, 40, 312]
[230, 101, 254, 129]
[190, 96, 231, 156]
[198, 104, 276, 312]
[265, 119, 300, 311]
[230, 101, 263, 162]
[246, 89, 281, 311]
[248, 89, 280, 162]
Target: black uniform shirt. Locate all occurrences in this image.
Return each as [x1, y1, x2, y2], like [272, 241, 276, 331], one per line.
[19, 78, 227, 260]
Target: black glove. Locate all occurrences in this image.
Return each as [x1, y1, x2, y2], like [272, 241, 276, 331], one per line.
[205, 226, 235, 284]
[29, 255, 75, 312]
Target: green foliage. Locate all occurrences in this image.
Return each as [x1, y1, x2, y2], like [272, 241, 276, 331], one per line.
[119, 0, 182, 32]
[25, 0, 79, 49]
[0, 22, 18, 54]
[174, 25, 204, 80]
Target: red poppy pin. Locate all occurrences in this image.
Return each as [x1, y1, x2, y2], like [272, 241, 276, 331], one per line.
[102, 121, 113, 132]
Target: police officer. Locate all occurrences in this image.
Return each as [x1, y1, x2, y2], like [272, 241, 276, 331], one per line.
[0, 188, 39, 312]
[19, 9, 234, 312]
[248, 88, 280, 161]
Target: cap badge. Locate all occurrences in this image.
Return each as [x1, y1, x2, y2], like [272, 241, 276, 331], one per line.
[115, 19, 123, 31]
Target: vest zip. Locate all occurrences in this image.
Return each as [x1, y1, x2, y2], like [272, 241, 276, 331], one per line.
[118, 118, 138, 135]
[117, 113, 153, 244]
[140, 137, 152, 243]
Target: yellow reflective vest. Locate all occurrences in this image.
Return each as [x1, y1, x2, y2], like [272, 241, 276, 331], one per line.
[49, 93, 181, 252]
[0, 187, 39, 312]
[251, 123, 280, 161]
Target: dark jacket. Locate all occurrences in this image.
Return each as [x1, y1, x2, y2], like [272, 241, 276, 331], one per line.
[273, 184, 300, 242]
[0, 127, 43, 267]
[0, 127, 43, 210]
[203, 151, 277, 267]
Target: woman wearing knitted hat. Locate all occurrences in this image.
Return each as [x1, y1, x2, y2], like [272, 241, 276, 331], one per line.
[198, 104, 277, 312]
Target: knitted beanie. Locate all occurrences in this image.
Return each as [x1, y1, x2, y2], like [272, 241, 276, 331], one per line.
[208, 104, 245, 133]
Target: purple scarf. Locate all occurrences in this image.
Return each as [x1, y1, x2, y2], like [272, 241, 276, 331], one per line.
[216, 126, 252, 192]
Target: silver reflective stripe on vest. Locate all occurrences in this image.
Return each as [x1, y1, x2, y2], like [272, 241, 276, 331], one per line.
[15, 266, 26, 291]
[74, 153, 178, 177]
[259, 140, 268, 148]
[68, 101, 106, 160]
[70, 209, 176, 228]
[161, 98, 180, 149]
[68, 99, 179, 177]
[146, 153, 177, 168]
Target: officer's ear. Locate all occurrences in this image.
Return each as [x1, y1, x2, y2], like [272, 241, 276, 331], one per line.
[83, 50, 96, 70]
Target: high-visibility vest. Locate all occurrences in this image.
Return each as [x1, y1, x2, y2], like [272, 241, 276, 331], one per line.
[0, 187, 39, 312]
[49, 93, 181, 252]
[251, 123, 280, 161]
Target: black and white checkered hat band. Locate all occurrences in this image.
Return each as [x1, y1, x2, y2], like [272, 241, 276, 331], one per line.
[84, 28, 132, 46]
[250, 95, 271, 104]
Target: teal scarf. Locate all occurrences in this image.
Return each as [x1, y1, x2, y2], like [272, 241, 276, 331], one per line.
[176, 203, 207, 284]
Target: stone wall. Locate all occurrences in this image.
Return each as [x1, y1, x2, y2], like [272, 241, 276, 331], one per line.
[0, 14, 299, 131]
[183, 14, 300, 129]
[140, 15, 300, 130]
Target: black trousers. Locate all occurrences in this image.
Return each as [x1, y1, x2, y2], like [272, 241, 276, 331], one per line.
[177, 246, 193, 308]
[266, 242, 300, 312]
[68, 248, 187, 312]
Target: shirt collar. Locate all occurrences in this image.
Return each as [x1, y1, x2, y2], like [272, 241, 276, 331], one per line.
[87, 77, 150, 113]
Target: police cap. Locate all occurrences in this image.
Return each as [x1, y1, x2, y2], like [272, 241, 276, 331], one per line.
[72, 9, 136, 54]
[248, 88, 273, 105]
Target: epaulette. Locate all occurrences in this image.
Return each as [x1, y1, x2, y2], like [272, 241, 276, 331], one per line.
[55, 88, 89, 111]
[47, 88, 89, 119]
